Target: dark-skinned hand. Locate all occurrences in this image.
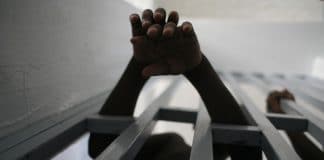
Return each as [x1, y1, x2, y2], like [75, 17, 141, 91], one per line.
[266, 89, 295, 113]
[129, 8, 202, 77]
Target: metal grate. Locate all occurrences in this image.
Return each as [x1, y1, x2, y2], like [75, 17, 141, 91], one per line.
[1, 72, 323, 160]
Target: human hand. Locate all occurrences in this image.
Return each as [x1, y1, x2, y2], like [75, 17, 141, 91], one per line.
[129, 8, 202, 77]
[266, 89, 295, 113]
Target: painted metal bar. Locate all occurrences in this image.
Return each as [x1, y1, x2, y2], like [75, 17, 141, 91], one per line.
[221, 73, 301, 160]
[265, 113, 308, 132]
[246, 74, 324, 147]
[190, 103, 213, 160]
[243, 74, 301, 115]
[159, 106, 197, 123]
[0, 108, 91, 160]
[0, 90, 109, 153]
[289, 76, 324, 96]
[270, 76, 324, 113]
[281, 100, 324, 146]
[0, 91, 108, 160]
[212, 124, 261, 146]
[304, 76, 324, 90]
[87, 115, 135, 134]
[87, 107, 307, 147]
[96, 79, 181, 160]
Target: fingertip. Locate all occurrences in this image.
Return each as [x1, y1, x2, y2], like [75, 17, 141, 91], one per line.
[147, 24, 162, 39]
[182, 22, 193, 33]
[163, 28, 174, 37]
[168, 11, 179, 24]
[162, 22, 176, 38]
[129, 14, 140, 23]
[147, 27, 158, 38]
[142, 21, 152, 29]
[154, 12, 162, 23]
[154, 8, 166, 24]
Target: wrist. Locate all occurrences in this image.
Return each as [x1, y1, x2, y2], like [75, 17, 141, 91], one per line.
[184, 54, 213, 79]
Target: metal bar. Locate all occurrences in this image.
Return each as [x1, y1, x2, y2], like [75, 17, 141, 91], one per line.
[0, 91, 108, 160]
[270, 76, 324, 113]
[190, 104, 213, 160]
[304, 76, 324, 90]
[212, 124, 261, 146]
[243, 74, 301, 115]
[0, 90, 109, 153]
[87, 115, 135, 134]
[159, 106, 197, 123]
[281, 100, 324, 146]
[265, 113, 308, 132]
[289, 76, 324, 96]
[96, 79, 181, 160]
[88, 107, 263, 148]
[221, 73, 301, 160]
[246, 74, 324, 147]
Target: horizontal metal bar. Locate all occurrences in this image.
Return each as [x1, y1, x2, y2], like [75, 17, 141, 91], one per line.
[270, 76, 324, 113]
[0, 91, 108, 160]
[159, 106, 197, 123]
[0, 90, 109, 153]
[265, 113, 308, 132]
[281, 100, 324, 146]
[244, 74, 301, 115]
[87, 115, 135, 134]
[304, 76, 324, 90]
[96, 79, 181, 160]
[222, 73, 301, 160]
[245, 74, 324, 148]
[288, 76, 324, 97]
[190, 104, 213, 160]
[212, 124, 261, 146]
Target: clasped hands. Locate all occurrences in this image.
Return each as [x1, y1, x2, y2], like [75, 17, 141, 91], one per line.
[129, 8, 202, 77]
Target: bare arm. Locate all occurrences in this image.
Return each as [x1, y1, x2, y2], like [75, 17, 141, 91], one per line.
[98, 57, 147, 116]
[184, 55, 248, 124]
[267, 90, 324, 160]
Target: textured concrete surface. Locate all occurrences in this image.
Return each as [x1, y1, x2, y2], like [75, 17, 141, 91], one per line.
[1, 0, 324, 159]
[0, 0, 137, 135]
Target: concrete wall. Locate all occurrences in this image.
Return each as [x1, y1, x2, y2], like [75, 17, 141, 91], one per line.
[1, 0, 324, 142]
[0, 0, 137, 136]
[153, 0, 322, 21]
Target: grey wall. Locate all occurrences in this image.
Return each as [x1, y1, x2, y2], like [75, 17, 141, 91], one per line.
[0, 0, 137, 136]
[1, 0, 324, 139]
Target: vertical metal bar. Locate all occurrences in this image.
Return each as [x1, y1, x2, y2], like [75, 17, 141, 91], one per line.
[221, 73, 301, 160]
[96, 78, 181, 160]
[190, 102, 213, 160]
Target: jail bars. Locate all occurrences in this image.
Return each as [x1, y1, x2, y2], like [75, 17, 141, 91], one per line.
[1, 73, 324, 160]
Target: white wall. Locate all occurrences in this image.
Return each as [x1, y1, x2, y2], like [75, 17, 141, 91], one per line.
[128, 0, 323, 21]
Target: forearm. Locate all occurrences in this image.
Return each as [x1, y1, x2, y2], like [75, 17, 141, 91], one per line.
[184, 55, 248, 124]
[287, 131, 324, 159]
[99, 57, 148, 116]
